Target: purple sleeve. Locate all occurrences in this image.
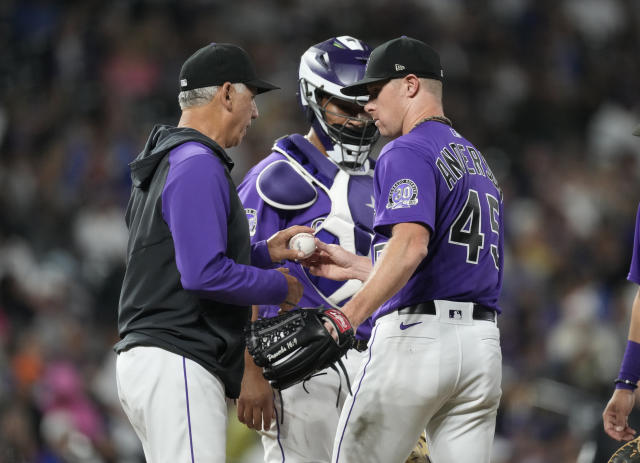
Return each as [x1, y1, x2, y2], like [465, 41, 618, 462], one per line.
[162, 151, 287, 306]
[250, 240, 273, 268]
[629, 204, 640, 284]
[373, 145, 437, 234]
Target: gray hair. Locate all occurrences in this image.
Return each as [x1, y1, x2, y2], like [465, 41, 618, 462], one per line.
[178, 83, 247, 109]
[420, 78, 443, 101]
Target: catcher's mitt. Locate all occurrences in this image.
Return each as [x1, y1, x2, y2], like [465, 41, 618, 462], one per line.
[246, 307, 355, 390]
[609, 436, 640, 462]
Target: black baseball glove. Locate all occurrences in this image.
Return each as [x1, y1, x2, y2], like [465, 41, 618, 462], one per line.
[245, 307, 355, 390]
[609, 437, 640, 462]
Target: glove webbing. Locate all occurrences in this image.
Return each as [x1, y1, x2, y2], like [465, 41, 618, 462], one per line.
[300, 357, 352, 407]
[332, 358, 352, 408]
[278, 357, 353, 425]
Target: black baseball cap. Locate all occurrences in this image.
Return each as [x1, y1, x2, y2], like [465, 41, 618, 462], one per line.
[179, 43, 279, 94]
[341, 36, 443, 97]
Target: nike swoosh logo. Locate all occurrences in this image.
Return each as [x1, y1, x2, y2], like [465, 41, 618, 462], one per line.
[399, 321, 423, 330]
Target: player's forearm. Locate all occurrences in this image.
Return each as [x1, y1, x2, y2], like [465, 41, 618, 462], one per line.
[183, 257, 288, 306]
[616, 288, 640, 390]
[350, 255, 374, 281]
[343, 224, 428, 327]
[626, 288, 640, 342]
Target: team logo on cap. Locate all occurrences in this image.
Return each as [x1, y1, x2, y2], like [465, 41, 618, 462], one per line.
[395, 64, 406, 71]
[245, 208, 257, 236]
[387, 179, 418, 209]
[180, 78, 188, 88]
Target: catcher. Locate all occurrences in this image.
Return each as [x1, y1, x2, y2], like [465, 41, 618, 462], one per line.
[239, 36, 431, 463]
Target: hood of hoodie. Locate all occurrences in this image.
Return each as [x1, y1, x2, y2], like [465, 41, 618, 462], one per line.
[129, 125, 234, 189]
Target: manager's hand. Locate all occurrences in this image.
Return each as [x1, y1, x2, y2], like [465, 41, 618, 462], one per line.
[277, 267, 303, 312]
[238, 349, 274, 431]
[267, 225, 316, 262]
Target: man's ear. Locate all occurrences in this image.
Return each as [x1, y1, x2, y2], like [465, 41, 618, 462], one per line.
[220, 82, 233, 111]
[405, 74, 420, 98]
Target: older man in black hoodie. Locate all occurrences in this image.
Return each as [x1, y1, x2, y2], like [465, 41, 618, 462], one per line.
[115, 43, 311, 462]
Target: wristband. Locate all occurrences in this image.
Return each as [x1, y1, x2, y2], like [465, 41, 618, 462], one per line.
[614, 378, 638, 390]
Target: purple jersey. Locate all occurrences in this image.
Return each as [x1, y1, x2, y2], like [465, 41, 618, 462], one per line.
[238, 134, 375, 339]
[629, 203, 640, 284]
[371, 121, 504, 322]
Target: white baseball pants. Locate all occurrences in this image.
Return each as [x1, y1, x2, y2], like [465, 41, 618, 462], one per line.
[116, 346, 228, 463]
[333, 301, 502, 463]
[260, 349, 368, 462]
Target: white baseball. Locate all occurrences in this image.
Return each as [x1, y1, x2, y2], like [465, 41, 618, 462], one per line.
[288, 232, 316, 258]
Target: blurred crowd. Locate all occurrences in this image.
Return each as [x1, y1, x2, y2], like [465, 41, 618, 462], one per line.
[1, 0, 639, 462]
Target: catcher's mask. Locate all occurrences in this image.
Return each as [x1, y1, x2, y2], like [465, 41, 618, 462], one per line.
[298, 36, 379, 169]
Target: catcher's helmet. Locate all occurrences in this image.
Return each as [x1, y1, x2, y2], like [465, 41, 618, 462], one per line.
[298, 36, 379, 169]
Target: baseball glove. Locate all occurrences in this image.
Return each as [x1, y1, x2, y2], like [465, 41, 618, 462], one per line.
[609, 436, 640, 462]
[245, 307, 355, 390]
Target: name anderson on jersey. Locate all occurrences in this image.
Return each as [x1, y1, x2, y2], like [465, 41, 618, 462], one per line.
[434, 142, 501, 197]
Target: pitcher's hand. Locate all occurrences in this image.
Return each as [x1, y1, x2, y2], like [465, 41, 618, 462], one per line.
[305, 239, 372, 282]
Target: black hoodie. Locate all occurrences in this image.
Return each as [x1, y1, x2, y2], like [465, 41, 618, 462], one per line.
[115, 124, 251, 398]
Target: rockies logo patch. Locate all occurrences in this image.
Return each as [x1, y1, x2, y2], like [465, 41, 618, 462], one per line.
[386, 179, 419, 209]
[245, 208, 257, 236]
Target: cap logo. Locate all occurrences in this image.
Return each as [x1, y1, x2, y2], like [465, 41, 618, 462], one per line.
[180, 78, 188, 88]
[394, 64, 406, 71]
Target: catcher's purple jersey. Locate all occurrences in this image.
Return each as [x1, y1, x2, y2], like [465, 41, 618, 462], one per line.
[238, 134, 375, 340]
[629, 203, 640, 284]
[371, 121, 504, 322]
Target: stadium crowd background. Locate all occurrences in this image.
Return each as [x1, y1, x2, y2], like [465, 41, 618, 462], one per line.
[0, 0, 639, 461]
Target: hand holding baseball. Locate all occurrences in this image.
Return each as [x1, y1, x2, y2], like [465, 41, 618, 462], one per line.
[267, 225, 316, 262]
[305, 239, 372, 282]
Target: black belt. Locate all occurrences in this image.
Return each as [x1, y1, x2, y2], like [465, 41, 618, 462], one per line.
[398, 301, 496, 322]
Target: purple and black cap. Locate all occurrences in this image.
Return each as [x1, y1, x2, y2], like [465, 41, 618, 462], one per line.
[340, 36, 443, 97]
[179, 43, 279, 94]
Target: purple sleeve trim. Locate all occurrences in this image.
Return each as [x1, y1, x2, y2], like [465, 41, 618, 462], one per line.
[251, 240, 275, 269]
[617, 340, 640, 389]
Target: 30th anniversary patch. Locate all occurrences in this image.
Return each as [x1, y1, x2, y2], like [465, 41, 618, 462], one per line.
[386, 179, 419, 209]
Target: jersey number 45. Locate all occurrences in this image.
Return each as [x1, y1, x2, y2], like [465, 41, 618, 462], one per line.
[448, 189, 500, 269]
